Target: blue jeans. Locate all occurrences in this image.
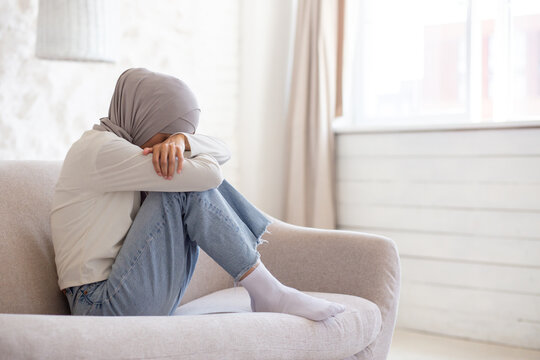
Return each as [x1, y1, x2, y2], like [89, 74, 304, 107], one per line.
[64, 179, 272, 316]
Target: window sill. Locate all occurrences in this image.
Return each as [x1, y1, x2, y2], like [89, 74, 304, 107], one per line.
[332, 120, 540, 135]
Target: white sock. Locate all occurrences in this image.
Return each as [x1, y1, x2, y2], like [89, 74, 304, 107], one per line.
[239, 261, 346, 321]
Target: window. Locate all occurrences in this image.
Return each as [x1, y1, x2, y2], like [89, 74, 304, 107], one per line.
[341, 0, 540, 127]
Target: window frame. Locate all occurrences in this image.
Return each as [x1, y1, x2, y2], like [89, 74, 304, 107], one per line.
[335, 0, 540, 132]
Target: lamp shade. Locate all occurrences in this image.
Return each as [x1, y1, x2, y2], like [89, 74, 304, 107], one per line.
[35, 0, 116, 62]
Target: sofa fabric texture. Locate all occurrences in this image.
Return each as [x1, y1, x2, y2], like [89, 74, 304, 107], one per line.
[0, 160, 401, 359]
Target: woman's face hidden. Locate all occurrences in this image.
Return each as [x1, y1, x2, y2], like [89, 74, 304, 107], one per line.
[140, 133, 170, 149]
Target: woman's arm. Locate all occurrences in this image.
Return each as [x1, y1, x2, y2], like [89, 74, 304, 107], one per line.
[171, 132, 231, 165]
[142, 133, 231, 180]
[87, 136, 223, 193]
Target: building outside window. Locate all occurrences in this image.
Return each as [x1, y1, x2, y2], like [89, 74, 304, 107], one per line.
[340, 0, 540, 127]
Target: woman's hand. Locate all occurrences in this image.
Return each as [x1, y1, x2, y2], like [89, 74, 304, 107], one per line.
[142, 134, 189, 180]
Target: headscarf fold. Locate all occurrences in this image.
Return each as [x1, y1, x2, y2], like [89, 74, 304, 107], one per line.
[93, 68, 200, 147]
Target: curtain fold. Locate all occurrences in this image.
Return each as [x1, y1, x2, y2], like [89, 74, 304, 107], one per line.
[284, 0, 341, 229]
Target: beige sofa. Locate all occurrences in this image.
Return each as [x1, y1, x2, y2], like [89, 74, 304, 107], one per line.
[0, 160, 401, 359]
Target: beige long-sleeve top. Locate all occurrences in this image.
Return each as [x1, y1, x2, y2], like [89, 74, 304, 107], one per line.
[50, 129, 231, 290]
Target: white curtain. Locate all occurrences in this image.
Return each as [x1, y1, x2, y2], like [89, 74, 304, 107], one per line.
[284, 0, 342, 229]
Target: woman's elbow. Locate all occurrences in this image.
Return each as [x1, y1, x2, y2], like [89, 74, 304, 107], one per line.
[207, 163, 224, 188]
[218, 150, 232, 165]
[190, 155, 224, 190]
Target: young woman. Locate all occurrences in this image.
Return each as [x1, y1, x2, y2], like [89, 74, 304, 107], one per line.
[51, 68, 345, 321]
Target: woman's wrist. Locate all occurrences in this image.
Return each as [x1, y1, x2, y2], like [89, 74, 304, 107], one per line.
[169, 133, 191, 151]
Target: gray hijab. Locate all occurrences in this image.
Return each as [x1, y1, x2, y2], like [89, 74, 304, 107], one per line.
[93, 68, 200, 147]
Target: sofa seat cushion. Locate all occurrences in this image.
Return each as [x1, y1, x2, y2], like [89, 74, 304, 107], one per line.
[0, 289, 382, 360]
[174, 287, 382, 357]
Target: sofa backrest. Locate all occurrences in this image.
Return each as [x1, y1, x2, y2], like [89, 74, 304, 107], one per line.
[0, 160, 70, 314]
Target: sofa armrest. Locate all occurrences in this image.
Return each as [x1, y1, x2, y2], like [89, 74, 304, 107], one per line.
[259, 217, 401, 360]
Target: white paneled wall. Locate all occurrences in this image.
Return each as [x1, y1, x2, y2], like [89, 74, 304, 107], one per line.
[335, 125, 540, 349]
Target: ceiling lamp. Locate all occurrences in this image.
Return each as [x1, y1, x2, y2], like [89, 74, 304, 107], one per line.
[35, 0, 116, 62]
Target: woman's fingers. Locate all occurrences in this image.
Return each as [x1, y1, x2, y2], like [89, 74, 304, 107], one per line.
[167, 144, 175, 179]
[160, 144, 169, 178]
[176, 149, 184, 174]
[142, 147, 152, 155]
[146, 142, 184, 179]
[176, 146, 184, 174]
[152, 145, 162, 176]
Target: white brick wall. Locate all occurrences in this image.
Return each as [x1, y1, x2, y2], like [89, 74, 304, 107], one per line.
[0, 0, 241, 184]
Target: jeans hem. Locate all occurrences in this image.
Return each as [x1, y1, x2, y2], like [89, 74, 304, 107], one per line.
[233, 218, 273, 286]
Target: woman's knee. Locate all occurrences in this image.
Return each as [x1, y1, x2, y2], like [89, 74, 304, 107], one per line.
[146, 190, 219, 212]
[146, 191, 186, 203]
